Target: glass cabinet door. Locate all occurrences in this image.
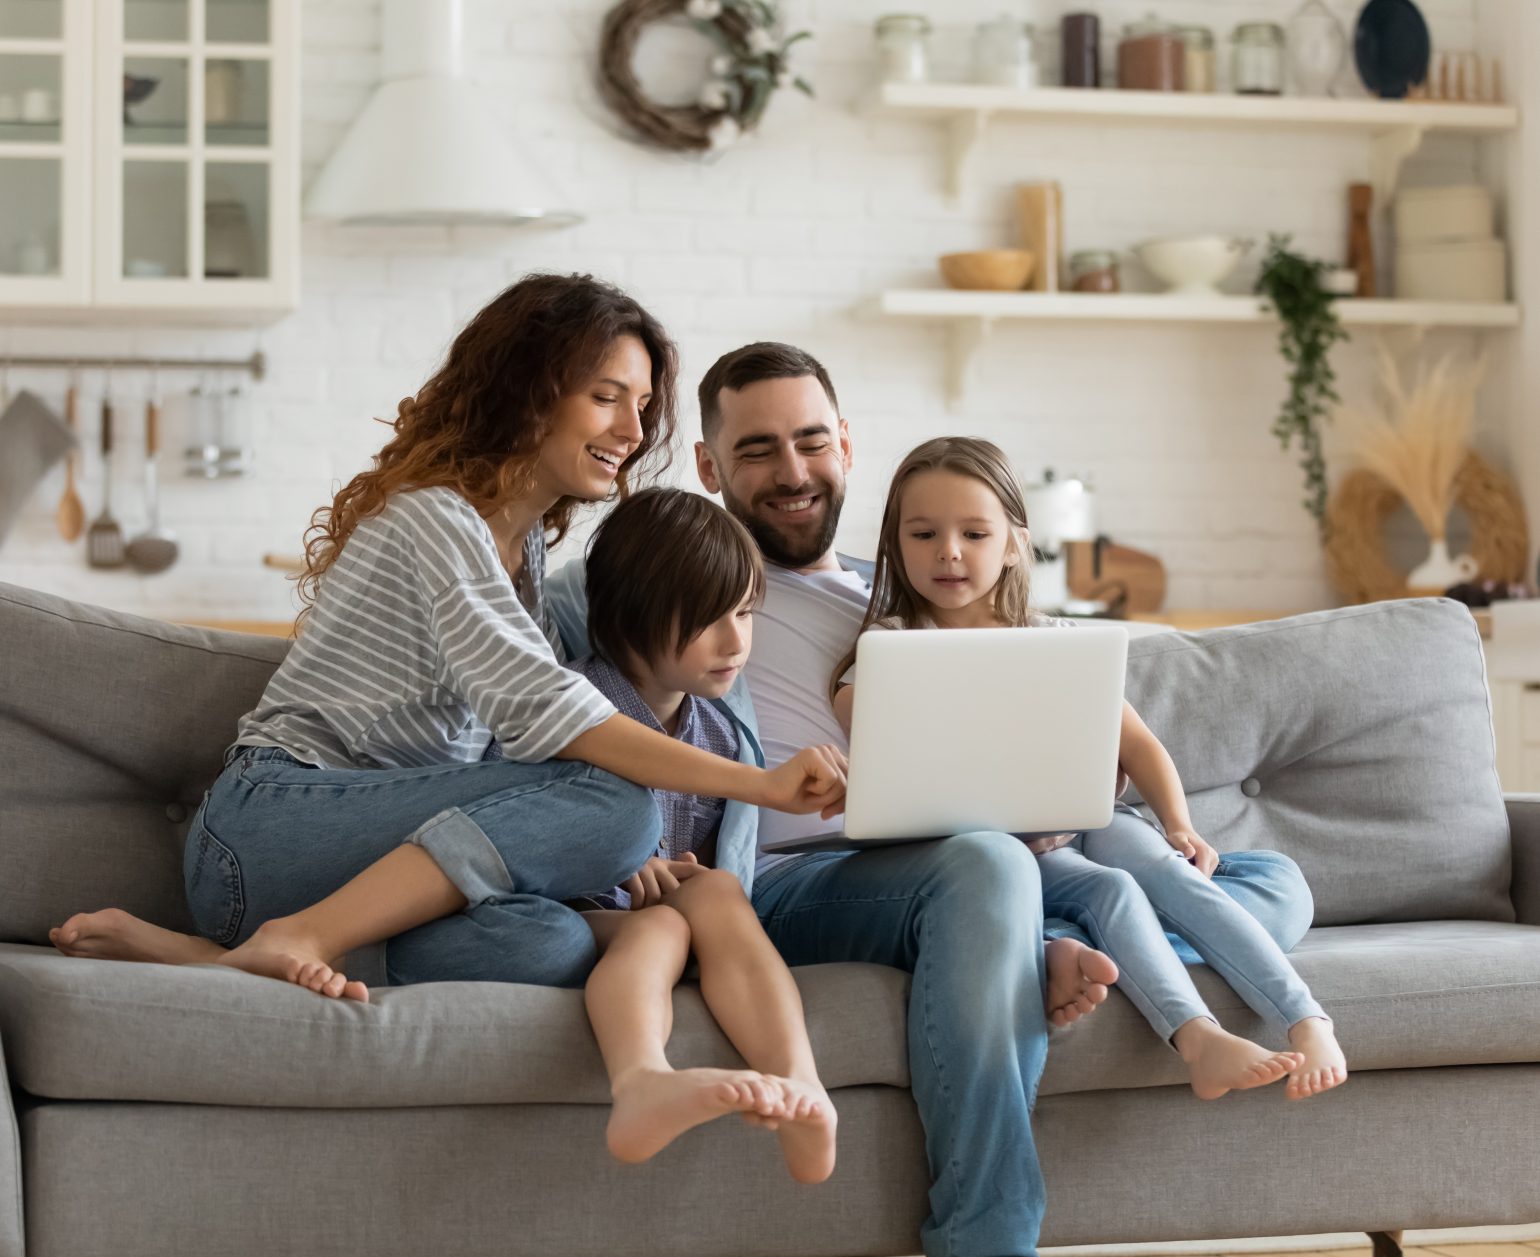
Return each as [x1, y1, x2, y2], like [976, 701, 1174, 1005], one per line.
[100, 0, 291, 310]
[0, 0, 89, 301]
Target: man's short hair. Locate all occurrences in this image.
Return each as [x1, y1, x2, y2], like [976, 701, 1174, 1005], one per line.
[697, 342, 840, 445]
[586, 487, 764, 677]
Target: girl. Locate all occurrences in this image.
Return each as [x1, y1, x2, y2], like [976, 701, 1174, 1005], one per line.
[830, 437, 1347, 1103]
[50, 273, 846, 1007]
[569, 486, 835, 1182]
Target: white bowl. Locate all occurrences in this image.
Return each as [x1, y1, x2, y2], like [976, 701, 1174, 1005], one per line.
[1136, 235, 1251, 296]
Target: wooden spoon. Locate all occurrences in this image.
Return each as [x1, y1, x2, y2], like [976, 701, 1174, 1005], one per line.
[55, 385, 85, 542]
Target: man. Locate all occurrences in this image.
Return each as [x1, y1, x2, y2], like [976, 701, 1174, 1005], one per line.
[687, 342, 1314, 1257]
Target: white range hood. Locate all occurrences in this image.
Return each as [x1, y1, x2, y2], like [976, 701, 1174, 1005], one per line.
[306, 0, 581, 227]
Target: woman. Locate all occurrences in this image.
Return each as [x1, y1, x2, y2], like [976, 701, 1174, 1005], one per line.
[51, 273, 846, 1000]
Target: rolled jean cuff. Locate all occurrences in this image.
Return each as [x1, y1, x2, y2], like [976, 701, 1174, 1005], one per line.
[407, 806, 515, 905]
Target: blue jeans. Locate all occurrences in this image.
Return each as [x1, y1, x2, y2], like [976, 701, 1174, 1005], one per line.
[752, 832, 1312, 1257]
[1039, 813, 1324, 1040]
[184, 746, 661, 988]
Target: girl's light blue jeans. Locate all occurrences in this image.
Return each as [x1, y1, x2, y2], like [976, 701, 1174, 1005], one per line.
[184, 746, 662, 989]
[1039, 809, 1326, 1041]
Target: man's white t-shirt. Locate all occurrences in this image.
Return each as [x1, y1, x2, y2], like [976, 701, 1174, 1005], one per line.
[745, 562, 870, 872]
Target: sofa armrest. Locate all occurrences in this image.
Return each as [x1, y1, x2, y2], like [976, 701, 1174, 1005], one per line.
[0, 1030, 21, 1257]
[1507, 794, 1540, 926]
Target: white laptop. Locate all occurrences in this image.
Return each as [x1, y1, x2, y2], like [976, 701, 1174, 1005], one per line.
[761, 626, 1128, 854]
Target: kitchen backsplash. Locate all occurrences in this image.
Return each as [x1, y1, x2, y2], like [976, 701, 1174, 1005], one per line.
[0, 0, 1497, 622]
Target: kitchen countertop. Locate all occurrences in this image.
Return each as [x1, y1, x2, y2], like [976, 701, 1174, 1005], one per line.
[183, 608, 1495, 639]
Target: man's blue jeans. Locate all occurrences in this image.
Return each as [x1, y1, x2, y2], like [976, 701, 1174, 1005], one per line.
[752, 837, 1312, 1257]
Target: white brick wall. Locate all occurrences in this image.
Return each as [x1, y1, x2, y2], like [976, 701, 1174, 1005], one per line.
[0, 0, 1514, 622]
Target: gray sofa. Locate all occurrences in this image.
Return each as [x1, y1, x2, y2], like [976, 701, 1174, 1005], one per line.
[2, 579, 1539, 1257]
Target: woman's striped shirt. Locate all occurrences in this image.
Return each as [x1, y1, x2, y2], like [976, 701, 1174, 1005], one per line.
[235, 486, 615, 769]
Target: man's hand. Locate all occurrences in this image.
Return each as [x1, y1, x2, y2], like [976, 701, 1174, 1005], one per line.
[1165, 828, 1219, 878]
[622, 853, 709, 909]
[759, 744, 848, 819]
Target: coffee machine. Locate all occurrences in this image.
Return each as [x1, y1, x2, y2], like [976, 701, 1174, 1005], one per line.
[1024, 469, 1168, 617]
[1023, 468, 1100, 615]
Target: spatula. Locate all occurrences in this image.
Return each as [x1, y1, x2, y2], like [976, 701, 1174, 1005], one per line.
[126, 396, 178, 573]
[55, 385, 85, 542]
[86, 395, 126, 569]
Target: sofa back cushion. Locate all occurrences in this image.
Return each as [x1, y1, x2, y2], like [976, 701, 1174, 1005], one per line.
[1125, 598, 1510, 926]
[0, 582, 288, 943]
[0, 586, 1510, 943]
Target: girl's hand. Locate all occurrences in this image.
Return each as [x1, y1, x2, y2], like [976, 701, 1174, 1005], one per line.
[1166, 829, 1219, 878]
[760, 745, 848, 818]
[623, 853, 709, 909]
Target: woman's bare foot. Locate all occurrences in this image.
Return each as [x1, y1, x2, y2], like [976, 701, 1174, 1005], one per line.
[214, 919, 369, 1002]
[50, 908, 226, 965]
[769, 1077, 838, 1184]
[1175, 1018, 1303, 1100]
[1286, 1017, 1348, 1100]
[606, 1066, 786, 1164]
[1045, 937, 1119, 1027]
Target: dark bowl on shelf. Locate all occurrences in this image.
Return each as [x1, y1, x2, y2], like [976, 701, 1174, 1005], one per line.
[122, 74, 160, 122]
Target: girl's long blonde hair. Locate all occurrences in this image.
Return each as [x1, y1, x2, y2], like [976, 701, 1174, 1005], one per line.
[830, 436, 1032, 697]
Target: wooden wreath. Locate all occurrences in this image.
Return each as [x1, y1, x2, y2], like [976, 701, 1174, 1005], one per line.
[1325, 450, 1529, 603]
[598, 0, 811, 153]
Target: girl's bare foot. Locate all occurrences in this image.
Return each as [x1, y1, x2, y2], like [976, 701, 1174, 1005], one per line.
[606, 1067, 786, 1164]
[769, 1077, 838, 1184]
[1286, 1017, 1348, 1100]
[1045, 937, 1119, 1027]
[214, 919, 369, 1002]
[50, 908, 226, 965]
[1175, 1018, 1303, 1100]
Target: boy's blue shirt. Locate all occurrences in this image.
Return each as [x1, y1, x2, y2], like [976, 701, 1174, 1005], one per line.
[546, 552, 875, 897]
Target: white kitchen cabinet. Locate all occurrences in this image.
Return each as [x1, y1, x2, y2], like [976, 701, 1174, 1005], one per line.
[0, 0, 92, 304]
[0, 0, 297, 322]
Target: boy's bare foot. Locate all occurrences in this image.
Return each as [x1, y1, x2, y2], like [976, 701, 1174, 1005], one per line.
[50, 908, 226, 965]
[1175, 1018, 1303, 1100]
[768, 1077, 838, 1184]
[1045, 937, 1119, 1027]
[1286, 1017, 1348, 1100]
[606, 1066, 786, 1164]
[214, 919, 369, 1002]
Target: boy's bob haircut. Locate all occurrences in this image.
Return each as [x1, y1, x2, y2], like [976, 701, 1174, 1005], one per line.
[585, 487, 764, 677]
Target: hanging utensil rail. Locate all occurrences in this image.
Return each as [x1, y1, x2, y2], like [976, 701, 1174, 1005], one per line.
[0, 351, 266, 380]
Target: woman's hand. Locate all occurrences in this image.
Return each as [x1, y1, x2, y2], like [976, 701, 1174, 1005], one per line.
[1165, 828, 1219, 878]
[623, 852, 709, 909]
[759, 744, 848, 818]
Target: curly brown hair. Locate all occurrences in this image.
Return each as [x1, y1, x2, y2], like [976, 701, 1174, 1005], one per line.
[298, 273, 680, 614]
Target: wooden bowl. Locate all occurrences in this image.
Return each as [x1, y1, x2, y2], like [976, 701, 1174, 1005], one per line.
[939, 249, 1035, 291]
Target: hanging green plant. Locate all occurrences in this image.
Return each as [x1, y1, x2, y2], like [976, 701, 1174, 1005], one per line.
[1254, 234, 1350, 537]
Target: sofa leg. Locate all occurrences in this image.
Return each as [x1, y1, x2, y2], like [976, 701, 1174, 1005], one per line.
[1369, 1231, 1404, 1257]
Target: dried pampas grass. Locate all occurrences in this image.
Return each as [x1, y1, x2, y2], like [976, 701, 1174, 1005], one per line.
[1335, 346, 1485, 541]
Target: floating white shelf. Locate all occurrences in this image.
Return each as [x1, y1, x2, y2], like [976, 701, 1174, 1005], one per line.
[868, 81, 1521, 199]
[877, 290, 1522, 406]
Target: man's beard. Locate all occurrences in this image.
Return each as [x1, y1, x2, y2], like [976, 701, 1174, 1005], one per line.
[720, 479, 845, 570]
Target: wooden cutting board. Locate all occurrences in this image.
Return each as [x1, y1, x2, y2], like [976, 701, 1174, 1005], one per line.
[1065, 539, 1167, 614]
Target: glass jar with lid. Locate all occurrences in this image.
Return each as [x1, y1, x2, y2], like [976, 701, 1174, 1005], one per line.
[1232, 22, 1285, 95]
[1070, 250, 1121, 293]
[874, 14, 932, 84]
[1178, 25, 1216, 92]
[973, 15, 1037, 89]
[1118, 13, 1185, 91]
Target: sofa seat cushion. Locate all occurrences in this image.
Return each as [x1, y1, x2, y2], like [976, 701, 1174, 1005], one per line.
[1040, 919, 1540, 1096]
[6, 920, 1537, 1109]
[0, 945, 909, 1107]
